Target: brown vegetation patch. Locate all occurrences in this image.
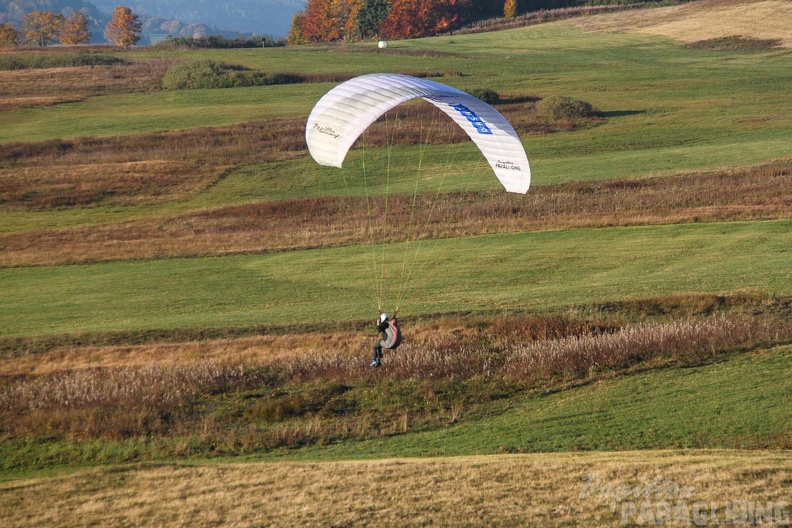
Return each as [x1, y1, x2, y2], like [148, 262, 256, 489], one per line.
[568, 0, 792, 48]
[0, 160, 221, 209]
[0, 119, 307, 169]
[459, 4, 651, 34]
[1, 305, 790, 443]
[0, 95, 85, 111]
[0, 58, 174, 110]
[275, 313, 792, 385]
[2, 162, 790, 267]
[2, 292, 783, 365]
[0, 293, 789, 450]
[0, 312, 615, 375]
[0, 53, 461, 111]
[685, 35, 784, 51]
[0, 98, 558, 172]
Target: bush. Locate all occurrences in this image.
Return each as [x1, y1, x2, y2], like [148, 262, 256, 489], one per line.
[467, 88, 500, 104]
[161, 60, 303, 90]
[536, 95, 595, 120]
[162, 60, 249, 90]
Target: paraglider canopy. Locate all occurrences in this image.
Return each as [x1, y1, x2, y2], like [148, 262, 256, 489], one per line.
[305, 73, 531, 194]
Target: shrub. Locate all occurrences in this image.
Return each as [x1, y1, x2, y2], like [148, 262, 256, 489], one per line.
[161, 60, 304, 90]
[536, 95, 595, 120]
[162, 60, 249, 90]
[468, 88, 500, 104]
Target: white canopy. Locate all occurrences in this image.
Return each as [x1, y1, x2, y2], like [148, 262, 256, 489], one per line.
[305, 73, 531, 194]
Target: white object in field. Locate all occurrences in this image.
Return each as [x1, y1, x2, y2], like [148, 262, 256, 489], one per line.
[377, 40, 388, 49]
[305, 73, 530, 194]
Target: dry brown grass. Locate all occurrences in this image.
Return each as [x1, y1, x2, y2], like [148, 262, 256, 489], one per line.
[568, 0, 792, 48]
[459, 4, 649, 35]
[0, 160, 222, 209]
[0, 312, 607, 376]
[0, 117, 307, 172]
[2, 305, 790, 443]
[272, 313, 792, 384]
[0, 98, 557, 177]
[0, 58, 173, 110]
[1, 450, 789, 527]
[2, 161, 790, 267]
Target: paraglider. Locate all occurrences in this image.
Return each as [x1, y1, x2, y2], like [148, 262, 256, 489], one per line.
[306, 73, 531, 193]
[371, 312, 402, 368]
[305, 73, 531, 366]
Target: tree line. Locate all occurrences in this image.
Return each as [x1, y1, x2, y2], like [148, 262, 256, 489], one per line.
[289, 0, 490, 43]
[288, 0, 654, 43]
[0, 6, 142, 47]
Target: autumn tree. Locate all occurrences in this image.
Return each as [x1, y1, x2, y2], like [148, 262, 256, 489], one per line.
[379, 0, 433, 40]
[503, 0, 518, 18]
[299, 0, 345, 42]
[379, 0, 471, 39]
[356, 0, 390, 39]
[434, 0, 468, 34]
[105, 6, 142, 47]
[22, 11, 65, 46]
[60, 11, 91, 45]
[0, 23, 20, 47]
[340, 0, 364, 40]
[287, 12, 305, 45]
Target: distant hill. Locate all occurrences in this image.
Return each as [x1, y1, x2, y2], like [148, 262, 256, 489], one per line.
[0, 0, 256, 43]
[88, 0, 304, 38]
[0, 0, 104, 28]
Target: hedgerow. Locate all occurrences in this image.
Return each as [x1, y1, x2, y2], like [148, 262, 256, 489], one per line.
[154, 34, 284, 49]
[0, 53, 123, 70]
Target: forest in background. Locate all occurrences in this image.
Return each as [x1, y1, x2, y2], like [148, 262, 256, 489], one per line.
[289, 0, 671, 42]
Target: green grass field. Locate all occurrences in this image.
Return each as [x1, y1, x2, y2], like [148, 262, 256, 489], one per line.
[277, 344, 792, 460]
[2, 220, 790, 337]
[2, 343, 788, 472]
[2, 25, 790, 238]
[1, 6, 791, 524]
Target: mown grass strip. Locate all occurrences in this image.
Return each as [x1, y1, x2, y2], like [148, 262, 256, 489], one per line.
[1, 220, 790, 337]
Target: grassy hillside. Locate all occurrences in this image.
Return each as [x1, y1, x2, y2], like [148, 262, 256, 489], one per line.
[2, 346, 790, 526]
[282, 345, 792, 460]
[2, 25, 791, 169]
[2, 220, 791, 337]
[0, 4, 790, 524]
[569, 0, 792, 47]
[2, 317, 790, 470]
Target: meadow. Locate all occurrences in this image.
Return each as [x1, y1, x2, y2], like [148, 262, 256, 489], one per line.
[1, 1, 791, 525]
